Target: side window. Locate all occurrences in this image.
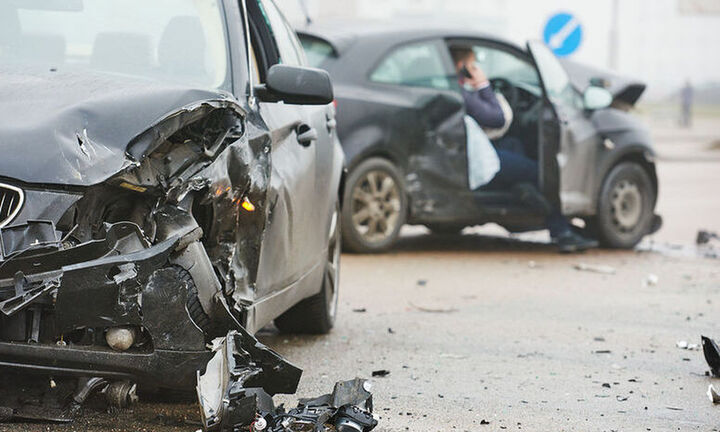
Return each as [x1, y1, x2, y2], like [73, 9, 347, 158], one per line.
[370, 41, 451, 90]
[258, 0, 305, 66]
[472, 45, 540, 89]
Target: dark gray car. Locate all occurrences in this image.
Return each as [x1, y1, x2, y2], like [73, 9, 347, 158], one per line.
[0, 0, 343, 399]
[298, 23, 661, 253]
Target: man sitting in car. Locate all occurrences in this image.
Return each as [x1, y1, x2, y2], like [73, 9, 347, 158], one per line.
[450, 45, 598, 253]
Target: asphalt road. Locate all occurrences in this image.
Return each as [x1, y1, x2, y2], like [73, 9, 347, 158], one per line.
[2, 119, 719, 432]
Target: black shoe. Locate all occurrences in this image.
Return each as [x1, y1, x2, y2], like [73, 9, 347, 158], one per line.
[553, 231, 599, 253]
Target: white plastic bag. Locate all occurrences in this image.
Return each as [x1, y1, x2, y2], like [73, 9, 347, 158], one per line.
[465, 115, 500, 190]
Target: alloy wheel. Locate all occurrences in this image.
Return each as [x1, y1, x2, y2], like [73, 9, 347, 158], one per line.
[350, 170, 402, 244]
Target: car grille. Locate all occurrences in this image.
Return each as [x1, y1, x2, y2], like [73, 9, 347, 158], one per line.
[0, 183, 23, 228]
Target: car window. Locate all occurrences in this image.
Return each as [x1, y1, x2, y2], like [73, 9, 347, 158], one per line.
[258, 0, 306, 66]
[370, 41, 452, 90]
[472, 45, 540, 90]
[299, 35, 335, 68]
[0, 0, 229, 89]
[527, 41, 581, 108]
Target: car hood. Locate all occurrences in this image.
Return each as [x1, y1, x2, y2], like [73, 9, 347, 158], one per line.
[0, 65, 234, 186]
[561, 59, 646, 107]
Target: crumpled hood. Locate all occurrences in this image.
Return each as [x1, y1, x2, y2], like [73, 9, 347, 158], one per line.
[0, 65, 234, 186]
[562, 59, 646, 107]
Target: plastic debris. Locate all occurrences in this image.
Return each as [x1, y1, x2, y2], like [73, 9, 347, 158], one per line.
[573, 263, 616, 275]
[708, 384, 720, 404]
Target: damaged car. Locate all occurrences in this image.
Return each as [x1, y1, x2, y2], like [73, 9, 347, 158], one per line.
[298, 22, 662, 252]
[0, 0, 347, 424]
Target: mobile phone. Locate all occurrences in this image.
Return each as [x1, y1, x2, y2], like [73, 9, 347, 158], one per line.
[461, 64, 472, 79]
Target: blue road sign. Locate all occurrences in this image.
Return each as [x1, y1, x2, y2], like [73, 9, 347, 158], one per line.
[543, 12, 583, 57]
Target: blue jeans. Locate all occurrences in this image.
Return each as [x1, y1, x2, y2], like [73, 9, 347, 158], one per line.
[486, 146, 571, 238]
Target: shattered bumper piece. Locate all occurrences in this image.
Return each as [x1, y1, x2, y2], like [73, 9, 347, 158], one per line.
[198, 331, 378, 432]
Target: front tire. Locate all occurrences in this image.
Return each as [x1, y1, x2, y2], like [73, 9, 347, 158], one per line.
[341, 158, 407, 253]
[275, 202, 340, 334]
[595, 162, 656, 248]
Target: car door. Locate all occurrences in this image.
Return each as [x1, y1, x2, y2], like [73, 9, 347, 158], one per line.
[527, 41, 601, 215]
[245, 0, 323, 301]
[367, 39, 468, 221]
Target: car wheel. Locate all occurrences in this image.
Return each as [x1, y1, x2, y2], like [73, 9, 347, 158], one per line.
[275, 202, 340, 334]
[595, 162, 656, 248]
[425, 224, 465, 235]
[341, 158, 406, 253]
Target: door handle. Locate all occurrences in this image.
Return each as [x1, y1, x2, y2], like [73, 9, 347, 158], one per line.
[326, 117, 337, 133]
[296, 124, 317, 147]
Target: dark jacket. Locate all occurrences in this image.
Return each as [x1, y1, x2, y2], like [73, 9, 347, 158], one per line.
[461, 84, 505, 129]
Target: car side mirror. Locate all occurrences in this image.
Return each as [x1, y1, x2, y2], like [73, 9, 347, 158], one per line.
[256, 64, 334, 105]
[583, 86, 613, 110]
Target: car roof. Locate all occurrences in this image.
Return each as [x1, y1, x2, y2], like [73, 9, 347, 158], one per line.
[297, 19, 525, 56]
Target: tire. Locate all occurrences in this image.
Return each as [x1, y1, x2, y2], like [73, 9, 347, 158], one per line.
[341, 158, 407, 253]
[425, 224, 465, 235]
[182, 267, 213, 334]
[275, 202, 341, 334]
[595, 162, 656, 248]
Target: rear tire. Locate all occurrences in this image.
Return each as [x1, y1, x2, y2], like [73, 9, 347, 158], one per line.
[595, 162, 656, 248]
[275, 202, 340, 334]
[341, 158, 406, 253]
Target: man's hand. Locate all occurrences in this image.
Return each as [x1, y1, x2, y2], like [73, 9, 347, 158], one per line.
[465, 62, 489, 89]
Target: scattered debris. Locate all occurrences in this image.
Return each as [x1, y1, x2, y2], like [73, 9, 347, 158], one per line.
[573, 263, 616, 275]
[480, 419, 491, 425]
[409, 302, 458, 313]
[528, 260, 538, 269]
[602, 383, 611, 388]
[708, 385, 720, 404]
[371, 370, 390, 378]
[440, 353, 468, 360]
[666, 406, 684, 411]
[702, 336, 720, 377]
[417, 279, 427, 286]
[388, 328, 395, 334]
[197, 331, 379, 431]
[642, 273, 659, 287]
[353, 308, 368, 313]
[616, 395, 629, 402]
[593, 337, 606, 342]
[697, 230, 719, 245]
[676, 340, 699, 350]
[593, 350, 612, 354]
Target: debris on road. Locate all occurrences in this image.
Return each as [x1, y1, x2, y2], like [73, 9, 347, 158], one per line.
[701, 336, 720, 377]
[643, 273, 659, 287]
[696, 230, 719, 245]
[197, 331, 379, 431]
[371, 370, 391, 378]
[409, 302, 458, 313]
[573, 263, 617, 275]
[353, 308, 368, 313]
[708, 385, 720, 404]
[676, 340, 699, 350]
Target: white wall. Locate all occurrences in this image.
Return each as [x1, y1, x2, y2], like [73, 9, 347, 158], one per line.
[276, 0, 720, 101]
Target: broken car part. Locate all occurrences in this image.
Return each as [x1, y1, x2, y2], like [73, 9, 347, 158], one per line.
[198, 332, 377, 432]
[702, 336, 720, 377]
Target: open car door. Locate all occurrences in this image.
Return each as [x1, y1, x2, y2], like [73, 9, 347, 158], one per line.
[526, 41, 601, 215]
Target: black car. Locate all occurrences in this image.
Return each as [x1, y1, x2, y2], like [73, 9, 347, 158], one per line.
[298, 22, 661, 253]
[0, 0, 343, 399]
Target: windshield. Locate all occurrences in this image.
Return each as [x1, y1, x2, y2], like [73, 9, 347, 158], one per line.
[0, 0, 229, 89]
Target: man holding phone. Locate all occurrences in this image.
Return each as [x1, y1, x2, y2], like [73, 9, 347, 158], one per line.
[450, 45, 598, 253]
